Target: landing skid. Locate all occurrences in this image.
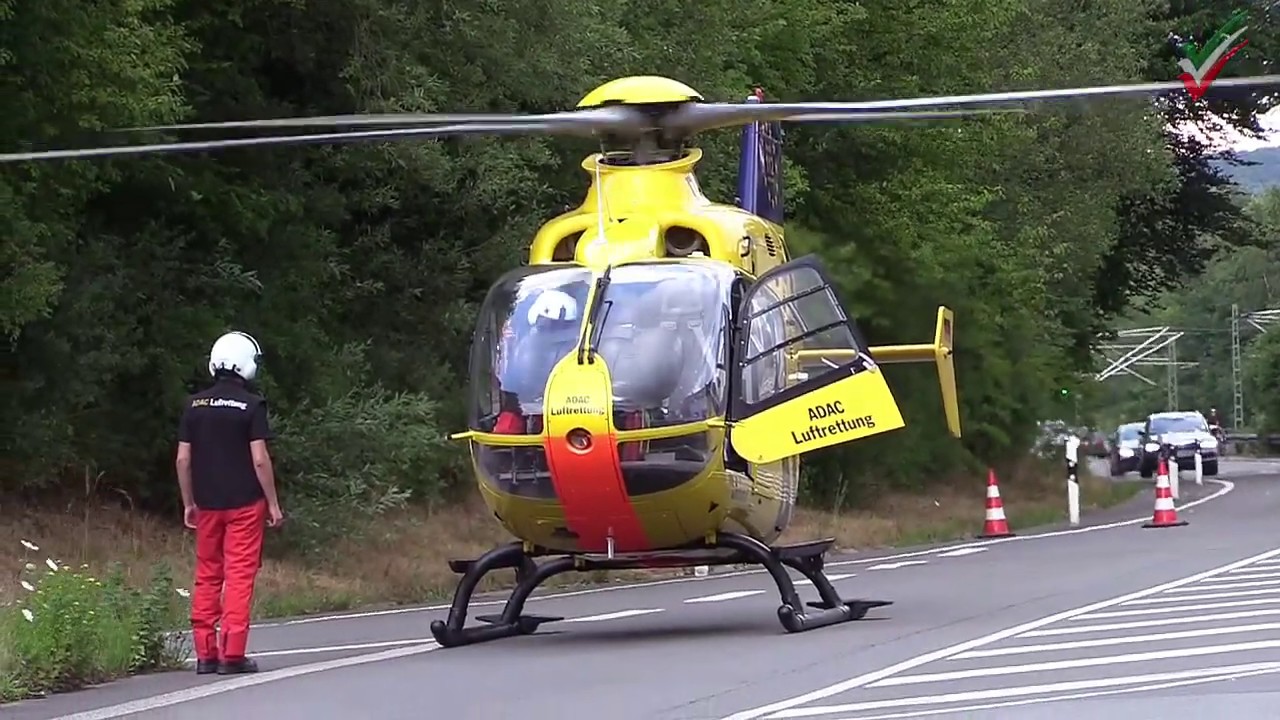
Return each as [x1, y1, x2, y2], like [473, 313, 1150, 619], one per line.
[428, 533, 891, 648]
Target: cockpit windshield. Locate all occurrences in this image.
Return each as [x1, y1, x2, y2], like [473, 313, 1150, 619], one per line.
[468, 262, 735, 433]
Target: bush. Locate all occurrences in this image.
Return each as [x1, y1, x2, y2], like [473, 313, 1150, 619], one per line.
[0, 540, 188, 702]
[268, 385, 456, 558]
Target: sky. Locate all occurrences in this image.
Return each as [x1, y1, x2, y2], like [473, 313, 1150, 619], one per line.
[1178, 106, 1280, 152]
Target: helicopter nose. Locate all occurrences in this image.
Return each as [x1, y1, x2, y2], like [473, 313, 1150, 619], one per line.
[539, 355, 648, 553]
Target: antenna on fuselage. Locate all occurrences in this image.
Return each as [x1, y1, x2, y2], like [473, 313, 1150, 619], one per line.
[593, 158, 610, 244]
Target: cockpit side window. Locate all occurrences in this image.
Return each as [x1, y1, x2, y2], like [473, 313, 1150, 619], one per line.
[738, 281, 787, 407]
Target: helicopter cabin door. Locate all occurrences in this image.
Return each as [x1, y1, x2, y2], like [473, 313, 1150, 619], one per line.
[727, 255, 905, 465]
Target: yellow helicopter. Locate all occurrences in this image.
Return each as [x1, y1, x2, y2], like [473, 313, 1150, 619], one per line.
[5, 73, 1279, 648]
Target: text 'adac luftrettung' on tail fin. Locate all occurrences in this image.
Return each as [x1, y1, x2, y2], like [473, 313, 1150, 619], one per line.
[735, 87, 784, 225]
[867, 307, 962, 438]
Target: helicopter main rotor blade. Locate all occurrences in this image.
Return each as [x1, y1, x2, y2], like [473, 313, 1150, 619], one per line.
[123, 106, 642, 133]
[0, 121, 590, 163]
[776, 108, 1026, 122]
[666, 75, 1280, 133]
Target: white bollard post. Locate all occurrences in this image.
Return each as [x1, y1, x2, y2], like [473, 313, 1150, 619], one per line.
[1194, 448, 1204, 486]
[1169, 456, 1180, 500]
[1066, 436, 1080, 526]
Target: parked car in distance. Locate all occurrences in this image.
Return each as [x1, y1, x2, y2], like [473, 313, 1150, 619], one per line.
[1108, 422, 1144, 476]
[1082, 430, 1109, 458]
[1138, 410, 1220, 478]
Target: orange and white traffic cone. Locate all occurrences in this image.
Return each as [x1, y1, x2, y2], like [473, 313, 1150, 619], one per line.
[978, 468, 1015, 538]
[1143, 455, 1188, 529]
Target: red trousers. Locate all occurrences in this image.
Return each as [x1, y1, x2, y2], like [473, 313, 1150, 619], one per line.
[191, 499, 266, 661]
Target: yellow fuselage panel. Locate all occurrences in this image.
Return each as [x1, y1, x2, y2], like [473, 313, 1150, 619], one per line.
[527, 150, 788, 274]
[472, 430, 788, 553]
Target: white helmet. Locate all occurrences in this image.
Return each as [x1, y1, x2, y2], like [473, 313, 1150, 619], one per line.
[526, 289, 579, 326]
[208, 331, 263, 381]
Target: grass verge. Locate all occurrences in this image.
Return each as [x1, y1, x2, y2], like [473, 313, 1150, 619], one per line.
[0, 463, 1142, 702]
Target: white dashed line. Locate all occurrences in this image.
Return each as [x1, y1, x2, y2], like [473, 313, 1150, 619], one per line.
[796, 573, 856, 586]
[685, 590, 766, 604]
[565, 608, 664, 622]
[868, 560, 929, 571]
[937, 547, 988, 558]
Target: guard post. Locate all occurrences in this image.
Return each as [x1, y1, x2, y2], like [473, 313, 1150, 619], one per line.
[1066, 435, 1080, 526]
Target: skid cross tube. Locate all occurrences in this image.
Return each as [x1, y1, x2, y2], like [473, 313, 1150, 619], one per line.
[428, 532, 891, 648]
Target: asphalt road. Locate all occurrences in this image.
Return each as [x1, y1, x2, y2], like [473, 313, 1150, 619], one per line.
[8, 457, 1280, 720]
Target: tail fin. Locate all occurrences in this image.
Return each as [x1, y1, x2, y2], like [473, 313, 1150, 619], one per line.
[867, 307, 961, 438]
[736, 87, 785, 224]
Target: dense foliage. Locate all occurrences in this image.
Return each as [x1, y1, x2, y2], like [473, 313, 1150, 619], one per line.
[3, 1, 1278, 530]
[1089, 188, 1280, 432]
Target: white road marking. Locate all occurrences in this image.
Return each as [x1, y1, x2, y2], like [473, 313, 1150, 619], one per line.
[868, 561, 929, 571]
[1120, 586, 1280, 605]
[770, 662, 1280, 719]
[181, 638, 434, 662]
[685, 590, 765, 604]
[949, 622, 1280, 659]
[264, 477, 1238, 629]
[796, 573, 856, 586]
[565, 608, 664, 622]
[1168, 577, 1280, 592]
[1075, 596, 1280, 619]
[1022, 608, 1280, 636]
[1215, 570, 1280, 580]
[56, 644, 442, 720]
[936, 547, 988, 558]
[718, 542, 1280, 720]
[871, 639, 1280, 688]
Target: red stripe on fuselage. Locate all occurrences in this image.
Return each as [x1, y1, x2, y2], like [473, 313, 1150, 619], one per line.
[543, 430, 649, 553]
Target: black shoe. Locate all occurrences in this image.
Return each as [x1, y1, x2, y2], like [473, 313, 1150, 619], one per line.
[217, 657, 259, 675]
[195, 659, 219, 675]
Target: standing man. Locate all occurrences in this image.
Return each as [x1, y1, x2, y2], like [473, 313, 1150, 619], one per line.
[175, 330, 285, 675]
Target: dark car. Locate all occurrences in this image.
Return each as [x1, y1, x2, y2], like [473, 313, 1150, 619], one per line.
[1108, 422, 1144, 476]
[1138, 411, 1220, 478]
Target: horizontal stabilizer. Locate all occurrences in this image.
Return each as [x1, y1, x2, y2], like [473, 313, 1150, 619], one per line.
[866, 307, 960, 437]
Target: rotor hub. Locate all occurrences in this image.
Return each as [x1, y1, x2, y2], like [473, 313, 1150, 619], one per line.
[576, 76, 704, 109]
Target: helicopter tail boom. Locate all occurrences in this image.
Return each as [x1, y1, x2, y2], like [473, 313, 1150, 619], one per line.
[865, 306, 960, 438]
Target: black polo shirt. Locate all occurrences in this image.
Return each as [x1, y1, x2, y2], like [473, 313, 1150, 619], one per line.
[178, 375, 275, 510]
